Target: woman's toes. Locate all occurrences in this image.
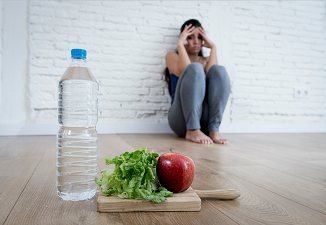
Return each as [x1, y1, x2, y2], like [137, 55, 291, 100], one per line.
[218, 139, 224, 144]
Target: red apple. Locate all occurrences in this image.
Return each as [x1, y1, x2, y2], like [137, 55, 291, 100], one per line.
[157, 152, 195, 193]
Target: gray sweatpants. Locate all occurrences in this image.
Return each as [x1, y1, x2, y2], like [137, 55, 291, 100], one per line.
[168, 63, 231, 137]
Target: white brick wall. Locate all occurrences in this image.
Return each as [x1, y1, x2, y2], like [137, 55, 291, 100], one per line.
[28, 0, 212, 124]
[1, 0, 325, 128]
[230, 0, 326, 124]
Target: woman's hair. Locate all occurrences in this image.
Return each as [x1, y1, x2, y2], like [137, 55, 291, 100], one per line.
[164, 19, 203, 96]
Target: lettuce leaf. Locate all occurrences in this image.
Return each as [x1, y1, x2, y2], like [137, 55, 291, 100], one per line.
[95, 147, 173, 203]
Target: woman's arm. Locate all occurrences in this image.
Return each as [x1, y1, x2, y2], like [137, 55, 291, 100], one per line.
[176, 24, 196, 74]
[177, 42, 191, 73]
[199, 26, 218, 75]
[166, 52, 180, 77]
[168, 24, 195, 76]
[205, 45, 218, 74]
[165, 42, 191, 78]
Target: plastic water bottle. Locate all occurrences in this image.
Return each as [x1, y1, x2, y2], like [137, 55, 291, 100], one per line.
[56, 49, 99, 201]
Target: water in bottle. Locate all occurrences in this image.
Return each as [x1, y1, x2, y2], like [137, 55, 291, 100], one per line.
[56, 49, 99, 201]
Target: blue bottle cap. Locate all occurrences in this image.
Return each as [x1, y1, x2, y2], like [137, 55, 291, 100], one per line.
[71, 49, 87, 58]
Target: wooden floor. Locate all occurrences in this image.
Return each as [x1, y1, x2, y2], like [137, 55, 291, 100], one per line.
[0, 133, 326, 224]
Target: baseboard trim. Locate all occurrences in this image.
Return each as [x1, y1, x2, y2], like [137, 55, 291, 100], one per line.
[0, 123, 325, 136]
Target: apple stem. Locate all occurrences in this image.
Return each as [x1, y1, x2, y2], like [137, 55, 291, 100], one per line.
[170, 149, 173, 153]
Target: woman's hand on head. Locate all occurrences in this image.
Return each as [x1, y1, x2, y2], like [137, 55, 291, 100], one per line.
[199, 26, 215, 49]
[178, 24, 195, 46]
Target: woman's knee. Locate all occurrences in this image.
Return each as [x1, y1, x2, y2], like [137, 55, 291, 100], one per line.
[208, 64, 227, 74]
[184, 63, 205, 76]
[208, 65, 230, 82]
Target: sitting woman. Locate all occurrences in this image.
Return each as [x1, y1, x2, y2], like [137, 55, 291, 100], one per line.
[165, 19, 231, 145]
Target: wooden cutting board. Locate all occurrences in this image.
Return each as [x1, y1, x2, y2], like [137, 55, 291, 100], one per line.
[97, 187, 201, 212]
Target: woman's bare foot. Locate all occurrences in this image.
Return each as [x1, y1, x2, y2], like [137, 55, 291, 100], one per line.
[209, 131, 228, 144]
[185, 129, 213, 144]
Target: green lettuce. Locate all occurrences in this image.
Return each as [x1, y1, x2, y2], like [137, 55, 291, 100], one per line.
[95, 147, 173, 203]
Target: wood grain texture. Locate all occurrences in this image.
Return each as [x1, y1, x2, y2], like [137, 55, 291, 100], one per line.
[194, 189, 240, 200]
[118, 200, 237, 225]
[222, 165, 326, 214]
[0, 136, 53, 224]
[305, 159, 326, 169]
[215, 134, 326, 185]
[226, 149, 326, 185]
[4, 135, 123, 225]
[196, 171, 326, 225]
[118, 133, 326, 224]
[0, 135, 47, 157]
[98, 134, 237, 224]
[1, 133, 325, 225]
[0, 136, 17, 149]
[97, 187, 201, 212]
[228, 133, 326, 162]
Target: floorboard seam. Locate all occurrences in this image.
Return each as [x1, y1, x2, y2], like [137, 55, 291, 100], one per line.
[227, 152, 326, 186]
[204, 200, 240, 225]
[223, 170, 326, 216]
[118, 213, 126, 225]
[2, 138, 51, 225]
